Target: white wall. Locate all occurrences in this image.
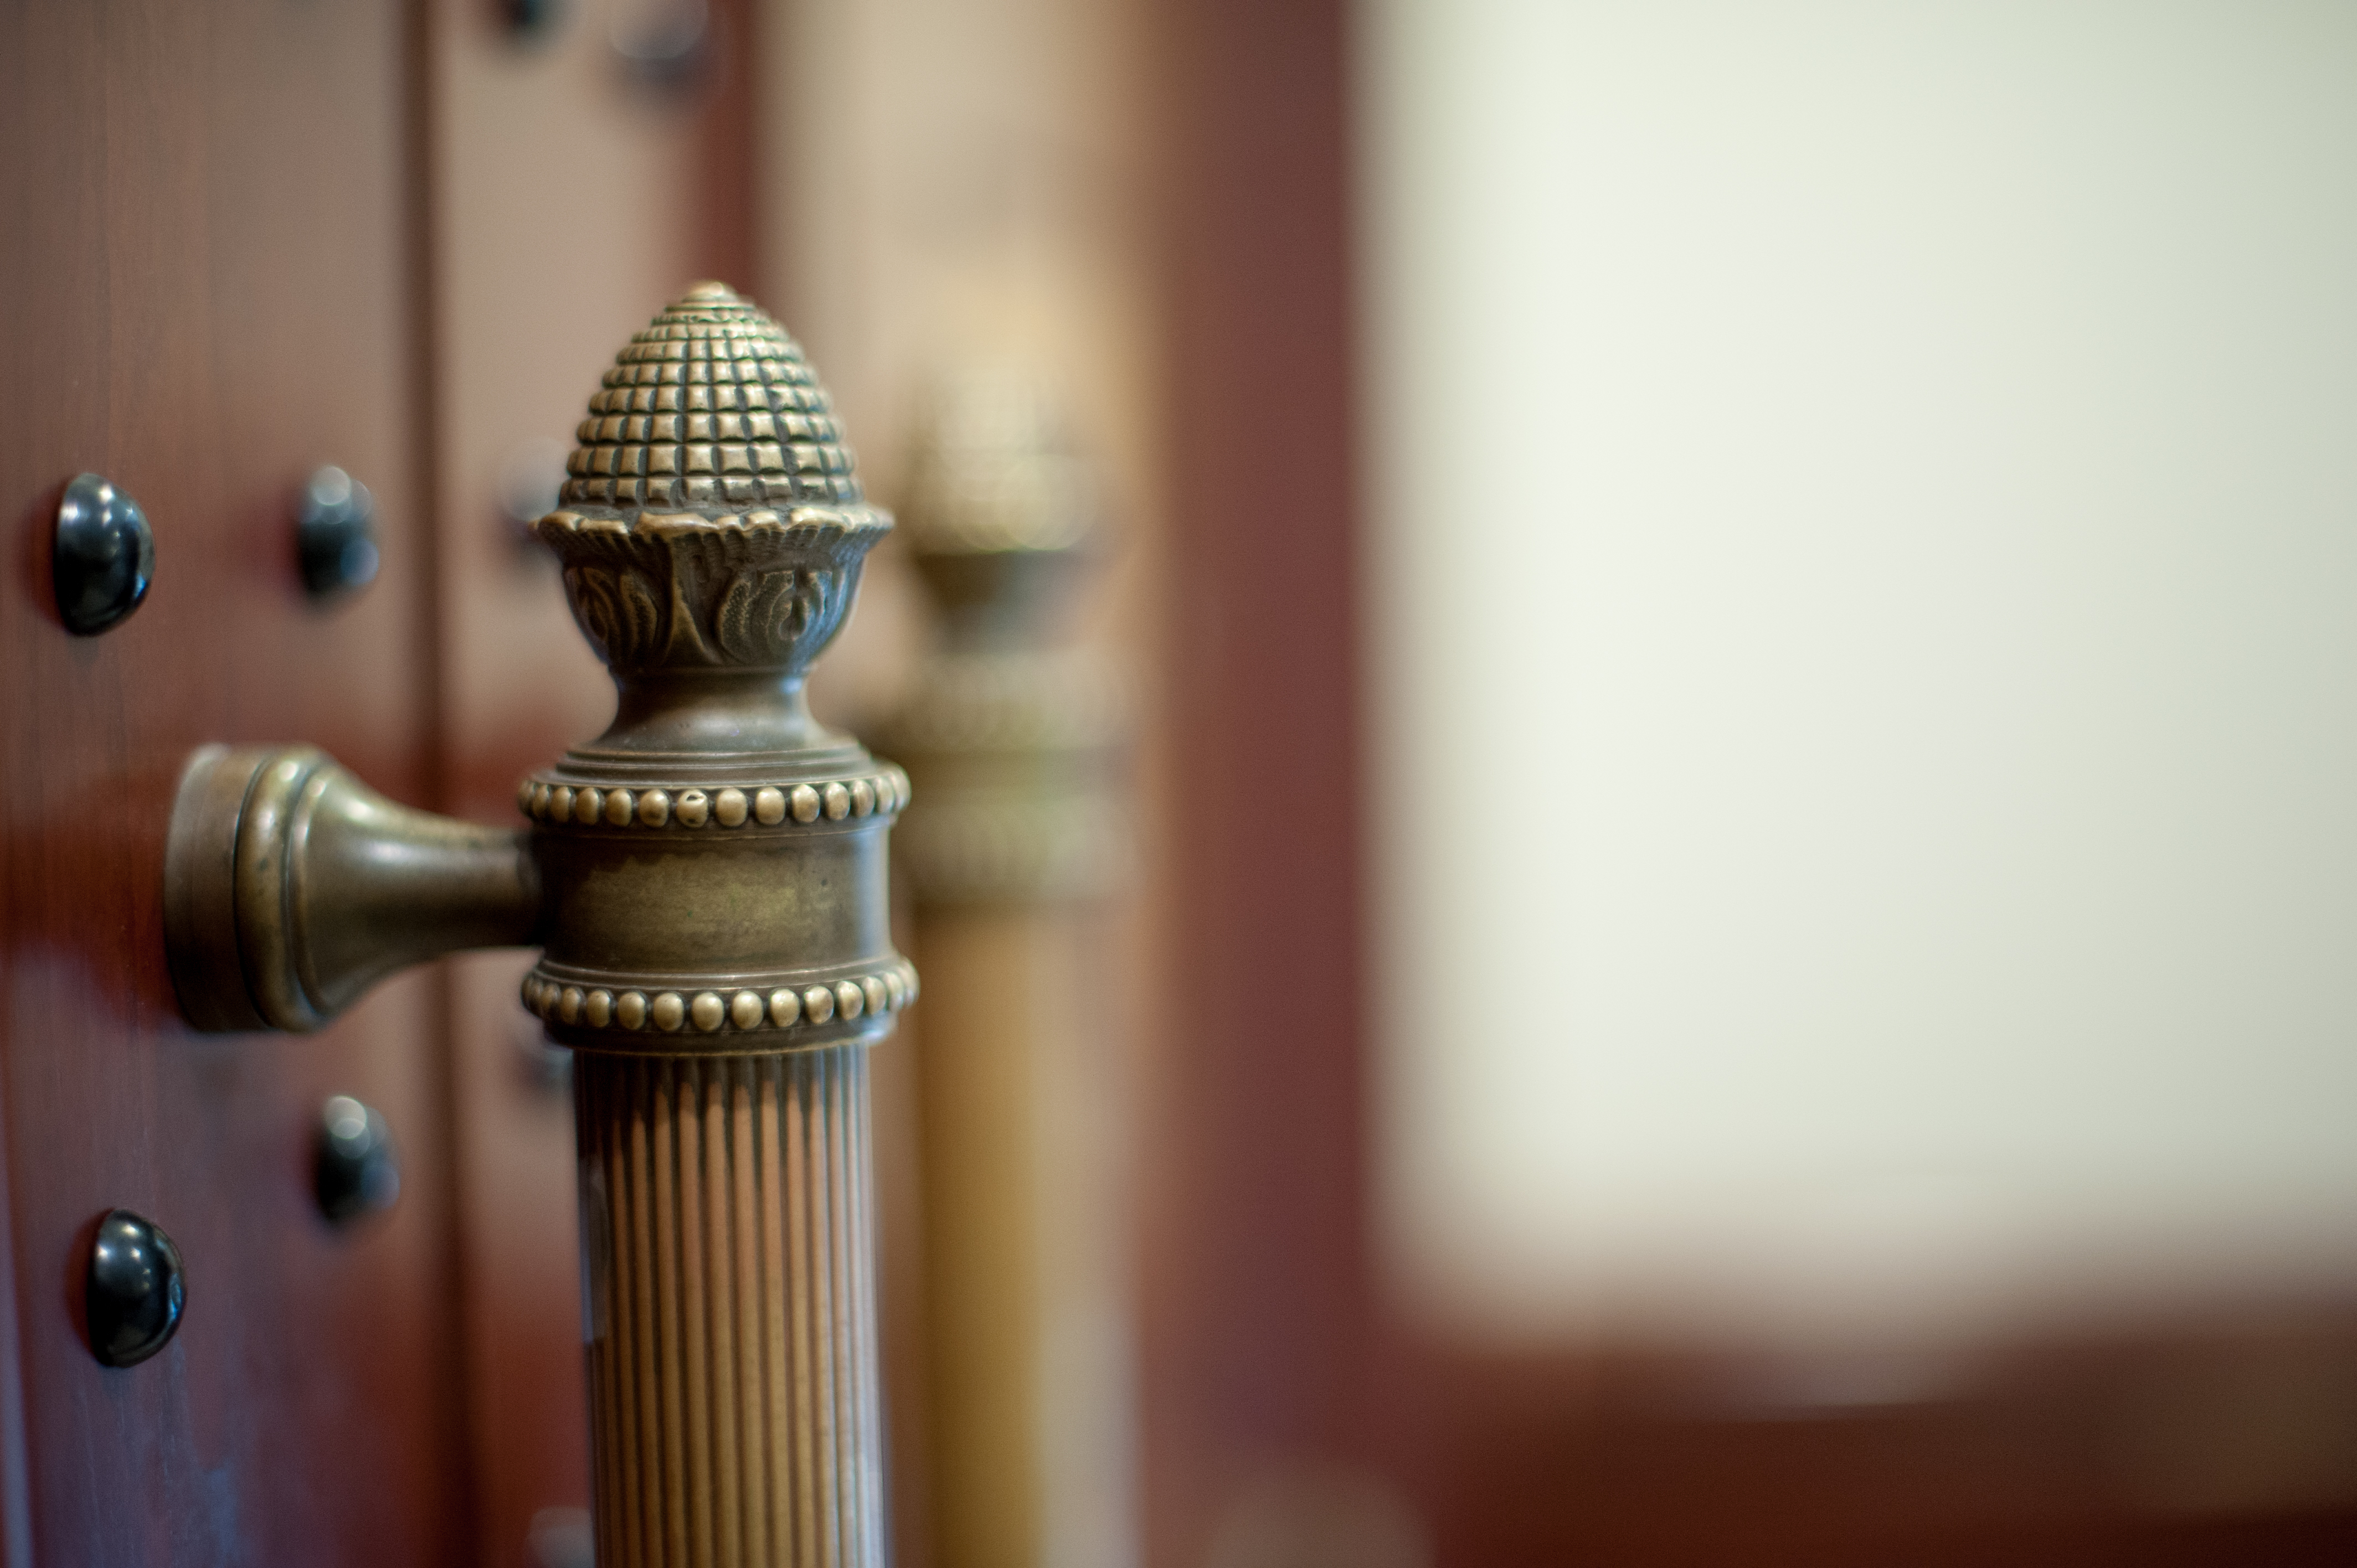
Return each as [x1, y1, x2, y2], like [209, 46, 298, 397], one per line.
[1362, 0, 2357, 1343]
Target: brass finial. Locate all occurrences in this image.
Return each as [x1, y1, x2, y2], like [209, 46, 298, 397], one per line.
[898, 367, 1096, 650]
[887, 368, 1126, 903]
[533, 285, 894, 753]
[519, 286, 907, 1040]
[549, 280, 873, 518]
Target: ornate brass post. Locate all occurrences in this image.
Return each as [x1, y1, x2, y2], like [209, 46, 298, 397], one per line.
[164, 284, 909, 1567]
[883, 372, 1131, 1568]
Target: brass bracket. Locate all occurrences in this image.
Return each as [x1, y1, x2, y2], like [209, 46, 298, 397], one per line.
[164, 744, 538, 1032]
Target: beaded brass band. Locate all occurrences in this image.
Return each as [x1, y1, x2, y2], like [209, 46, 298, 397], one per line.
[521, 960, 920, 1040]
[517, 767, 909, 828]
[519, 757, 914, 1056]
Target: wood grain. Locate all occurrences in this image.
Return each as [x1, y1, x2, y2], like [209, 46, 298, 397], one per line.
[0, 1, 467, 1562]
[1145, 0, 1371, 1562]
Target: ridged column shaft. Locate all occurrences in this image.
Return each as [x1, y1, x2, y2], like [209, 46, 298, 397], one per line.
[577, 1048, 886, 1568]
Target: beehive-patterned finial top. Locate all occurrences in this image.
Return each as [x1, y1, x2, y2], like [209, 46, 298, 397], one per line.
[559, 282, 869, 518]
[537, 286, 892, 683]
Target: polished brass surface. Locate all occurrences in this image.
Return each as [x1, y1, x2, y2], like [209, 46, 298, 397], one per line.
[163, 284, 908, 1041]
[162, 283, 908, 1566]
[164, 744, 539, 1033]
[576, 1046, 885, 1564]
[518, 284, 907, 1054]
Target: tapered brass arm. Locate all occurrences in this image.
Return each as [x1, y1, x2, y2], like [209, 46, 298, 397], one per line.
[163, 284, 910, 1567]
[164, 744, 541, 1031]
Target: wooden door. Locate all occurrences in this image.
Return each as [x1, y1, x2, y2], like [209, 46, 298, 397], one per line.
[0, 3, 468, 1562]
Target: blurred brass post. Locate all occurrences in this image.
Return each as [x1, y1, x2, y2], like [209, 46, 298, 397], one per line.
[885, 372, 1133, 1568]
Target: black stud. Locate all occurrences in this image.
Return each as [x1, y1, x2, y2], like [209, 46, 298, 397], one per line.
[53, 473, 155, 636]
[296, 467, 380, 602]
[314, 1096, 401, 1225]
[502, 0, 570, 38]
[86, 1208, 186, 1368]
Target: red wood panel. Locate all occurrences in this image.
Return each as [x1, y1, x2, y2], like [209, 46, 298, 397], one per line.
[1145, 1, 1376, 1561]
[0, 2, 467, 1562]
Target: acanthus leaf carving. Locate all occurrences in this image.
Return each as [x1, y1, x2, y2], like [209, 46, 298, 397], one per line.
[564, 566, 671, 671]
[536, 509, 886, 679]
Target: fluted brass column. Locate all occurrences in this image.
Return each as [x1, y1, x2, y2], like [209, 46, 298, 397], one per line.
[884, 373, 1131, 1568]
[574, 1049, 883, 1567]
[521, 287, 912, 1568]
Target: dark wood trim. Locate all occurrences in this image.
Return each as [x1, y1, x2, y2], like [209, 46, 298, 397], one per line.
[698, 0, 761, 293]
[402, 5, 483, 1565]
[1146, 0, 1373, 1562]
